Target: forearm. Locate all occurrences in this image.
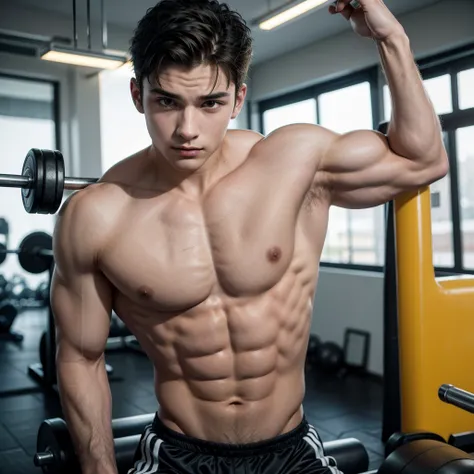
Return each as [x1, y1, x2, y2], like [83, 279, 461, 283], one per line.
[378, 33, 444, 162]
[57, 357, 117, 474]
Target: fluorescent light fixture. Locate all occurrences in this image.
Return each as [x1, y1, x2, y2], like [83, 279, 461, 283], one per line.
[41, 45, 128, 70]
[257, 0, 331, 31]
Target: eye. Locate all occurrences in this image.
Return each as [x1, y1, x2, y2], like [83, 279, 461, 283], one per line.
[157, 97, 175, 108]
[203, 100, 223, 109]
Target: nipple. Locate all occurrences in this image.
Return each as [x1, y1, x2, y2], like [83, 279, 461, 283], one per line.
[138, 285, 154, 299]
[267, 246, 282, 263]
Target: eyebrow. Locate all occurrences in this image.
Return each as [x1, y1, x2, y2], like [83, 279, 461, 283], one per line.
[149, 87, 231, 101]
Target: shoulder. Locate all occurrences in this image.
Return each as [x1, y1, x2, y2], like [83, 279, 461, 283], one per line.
[55, 182, 124, 247]
[226, 129, 265, 151]
[100, 147, 151, 188]
[264, 123, 335, 150]
[246, 123, 337, 171]
[53, 152, 145, 267]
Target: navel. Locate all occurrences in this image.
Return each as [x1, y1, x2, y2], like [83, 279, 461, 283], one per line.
[267, 246, 282, 263]
[138, 285, 154, 299]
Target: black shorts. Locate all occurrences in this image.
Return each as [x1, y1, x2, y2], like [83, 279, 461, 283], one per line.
[127, 414, 342, 473]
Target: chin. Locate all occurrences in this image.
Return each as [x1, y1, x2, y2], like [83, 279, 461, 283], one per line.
[170, 156, 207, 171]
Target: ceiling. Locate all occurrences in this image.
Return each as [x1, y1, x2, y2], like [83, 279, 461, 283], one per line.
[6, 0, 442, 64]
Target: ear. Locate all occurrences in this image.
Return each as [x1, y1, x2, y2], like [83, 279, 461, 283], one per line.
[130, 78, 144, 114]
[231, 83, 247, 120]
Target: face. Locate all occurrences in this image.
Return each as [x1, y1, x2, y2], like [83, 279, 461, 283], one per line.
[130, 64, 247, 172]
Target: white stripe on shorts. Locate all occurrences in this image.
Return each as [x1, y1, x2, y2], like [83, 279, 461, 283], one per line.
[136, 437, 163, 474]
[127, 426, 163, 474]
[304, 425, 343, 474]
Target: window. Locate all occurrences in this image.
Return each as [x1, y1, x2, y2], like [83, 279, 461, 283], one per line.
[0, 75, 57, 289]
[458, 68, 474, 110]
[262, 98, 317, 135]
[319, 82, 385, 266]
[319, 82, 373, 132]
[383, 74, 453, 121]
[456, 126, 474, 269]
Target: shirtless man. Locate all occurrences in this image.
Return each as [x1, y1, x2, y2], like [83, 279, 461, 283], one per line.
[50, 0, 448, 473]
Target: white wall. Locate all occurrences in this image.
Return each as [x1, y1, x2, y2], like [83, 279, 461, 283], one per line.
[251, 0, 474, 376]
[312, 268, 385, 376]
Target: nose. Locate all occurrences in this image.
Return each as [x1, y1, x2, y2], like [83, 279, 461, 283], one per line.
[176, 108, 199, 143]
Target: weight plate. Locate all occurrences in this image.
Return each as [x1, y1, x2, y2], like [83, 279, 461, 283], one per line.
[53, 151, 65, 214]
[22, 149, 44, 214]
[39, 150, 58, 215]
[36, 418, 70, 474]
[0, 243, 6, 265]
[18, 231, 53, 274]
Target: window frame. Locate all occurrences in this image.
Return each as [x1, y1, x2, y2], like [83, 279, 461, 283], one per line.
[0, 72, 61, 151]
[257, 43, 474, 274]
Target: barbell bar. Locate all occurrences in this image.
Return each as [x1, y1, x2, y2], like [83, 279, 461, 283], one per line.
[0, 247, 53, 258]
[0, 174, 96, 191]
[0, 148, 98, 214]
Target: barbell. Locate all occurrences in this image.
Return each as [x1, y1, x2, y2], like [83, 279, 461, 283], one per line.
[0, 231, 53, 273]
[0, 149, 98, 214]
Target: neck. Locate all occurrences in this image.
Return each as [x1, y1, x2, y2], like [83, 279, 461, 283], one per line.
[147, 139, 230, 198]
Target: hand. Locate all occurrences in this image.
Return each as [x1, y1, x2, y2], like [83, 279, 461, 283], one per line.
[329, 0, 405, 41]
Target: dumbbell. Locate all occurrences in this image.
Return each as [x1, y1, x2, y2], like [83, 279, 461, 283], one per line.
[0, 148, 97, 214]
[35, 413, 155, 474]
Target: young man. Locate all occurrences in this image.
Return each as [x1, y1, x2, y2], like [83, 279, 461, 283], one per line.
[50, 0, 448, 473]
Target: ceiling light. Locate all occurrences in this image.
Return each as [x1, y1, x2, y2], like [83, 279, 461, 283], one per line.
[41, 45, 127, 69]
[255, 0, 332, 31]
[40, 0, 127, 70]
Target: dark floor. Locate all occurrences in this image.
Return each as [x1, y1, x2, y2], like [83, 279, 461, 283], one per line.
[0, 309, 386, 473]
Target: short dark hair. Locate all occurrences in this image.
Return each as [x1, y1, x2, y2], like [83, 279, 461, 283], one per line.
[130, 0, 253, 97]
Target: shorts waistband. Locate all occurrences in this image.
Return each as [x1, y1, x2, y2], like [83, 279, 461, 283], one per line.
[151, 414, 309, 457]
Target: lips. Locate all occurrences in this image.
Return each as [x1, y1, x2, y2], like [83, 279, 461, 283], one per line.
[173, 147, 203, 158]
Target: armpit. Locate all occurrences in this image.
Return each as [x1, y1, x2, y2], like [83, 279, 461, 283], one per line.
[303, 178, 331, 210]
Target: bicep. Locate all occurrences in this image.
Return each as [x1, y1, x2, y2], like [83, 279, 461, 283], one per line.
[51, 192, 113, 362]
[51, 270, 112, 362]
[319, 130, 434, 209]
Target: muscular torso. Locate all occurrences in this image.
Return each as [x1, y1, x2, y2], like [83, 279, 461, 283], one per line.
[97, 129, 330, 443]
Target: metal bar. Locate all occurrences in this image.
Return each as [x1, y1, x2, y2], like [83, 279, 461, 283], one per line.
[0, 174, 31, 188]
[38, 249, 54, 258]
[0, 174, 97, 190]
[64, 177, 99, 190]
[73, 0, 78, 49]
[439, 384, 474, 415]
[101, 0, 108, 49]
[87, 0, 91, 50]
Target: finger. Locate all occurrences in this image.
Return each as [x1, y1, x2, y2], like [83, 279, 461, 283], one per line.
[333, 0, 353, 11]
[330, 2, 355, 20]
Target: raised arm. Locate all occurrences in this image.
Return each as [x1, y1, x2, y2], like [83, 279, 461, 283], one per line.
[316, 0, 449, 209]
[51, 189, 117, 474]
[317, 124, 448, 209]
